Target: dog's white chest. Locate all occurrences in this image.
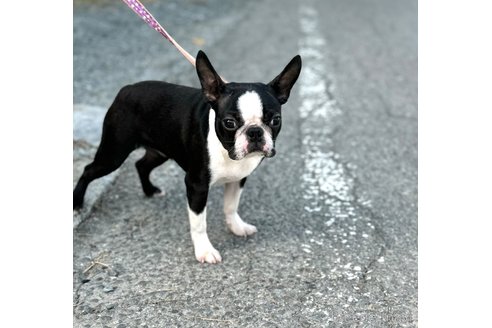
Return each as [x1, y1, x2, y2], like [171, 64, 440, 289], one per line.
[207, 110, 262, 186]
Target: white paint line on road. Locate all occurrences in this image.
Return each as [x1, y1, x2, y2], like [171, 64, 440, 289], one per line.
[297, 3, 377, 308]
[298, 2, 357, 218]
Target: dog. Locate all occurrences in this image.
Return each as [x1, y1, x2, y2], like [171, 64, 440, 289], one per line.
[73, 50, 302, 263]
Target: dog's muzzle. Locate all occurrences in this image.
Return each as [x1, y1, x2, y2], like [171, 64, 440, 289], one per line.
[228, 126, 275, 160]
[246, 126, 264, 142]
[246, 126, 276, 158]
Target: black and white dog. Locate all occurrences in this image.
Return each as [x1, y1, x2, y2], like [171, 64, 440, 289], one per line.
[73, 51, 302, 263]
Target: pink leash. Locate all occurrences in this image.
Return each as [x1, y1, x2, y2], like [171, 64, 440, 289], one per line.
[121, 0, 197, 67]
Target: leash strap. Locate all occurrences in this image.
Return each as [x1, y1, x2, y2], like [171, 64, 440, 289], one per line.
[121, 0, 196, 67]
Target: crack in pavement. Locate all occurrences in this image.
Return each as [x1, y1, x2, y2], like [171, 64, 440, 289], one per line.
[376, 91, 417, 121]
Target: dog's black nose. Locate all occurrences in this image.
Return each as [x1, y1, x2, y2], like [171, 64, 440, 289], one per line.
[246, 126, 264, 141]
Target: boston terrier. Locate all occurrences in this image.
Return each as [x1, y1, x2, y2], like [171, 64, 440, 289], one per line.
[73, 51, 302, 263]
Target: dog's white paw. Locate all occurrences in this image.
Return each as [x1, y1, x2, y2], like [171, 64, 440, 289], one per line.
[194, 243, 222, 264]
[226, 214, 257, 237]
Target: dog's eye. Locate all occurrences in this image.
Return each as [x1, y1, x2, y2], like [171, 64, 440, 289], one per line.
[222, 118, 238, 131]
[270, 115, 281, 127]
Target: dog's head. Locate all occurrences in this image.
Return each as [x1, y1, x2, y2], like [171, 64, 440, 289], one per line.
[196, 50, 302, 160]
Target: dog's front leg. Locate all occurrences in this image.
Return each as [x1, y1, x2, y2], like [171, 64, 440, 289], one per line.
[224, 179, 257, 237]
[185, 174, 221, 264]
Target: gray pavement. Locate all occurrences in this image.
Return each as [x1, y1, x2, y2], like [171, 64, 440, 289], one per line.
[73, 0, 417, 327]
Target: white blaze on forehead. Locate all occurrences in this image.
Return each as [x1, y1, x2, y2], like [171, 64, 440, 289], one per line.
[237, 91, 263, 123]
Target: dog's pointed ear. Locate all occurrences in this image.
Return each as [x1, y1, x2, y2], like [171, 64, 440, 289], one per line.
[196, 50, 225, 103]
[268, 55, 302, 105]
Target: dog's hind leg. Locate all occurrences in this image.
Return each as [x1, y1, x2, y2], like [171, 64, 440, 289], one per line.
[73, 124, 136, 210]
[135, 148, 168, 197]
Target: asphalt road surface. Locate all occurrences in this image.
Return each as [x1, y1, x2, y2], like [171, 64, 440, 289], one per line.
[73, 0, 417, 327]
